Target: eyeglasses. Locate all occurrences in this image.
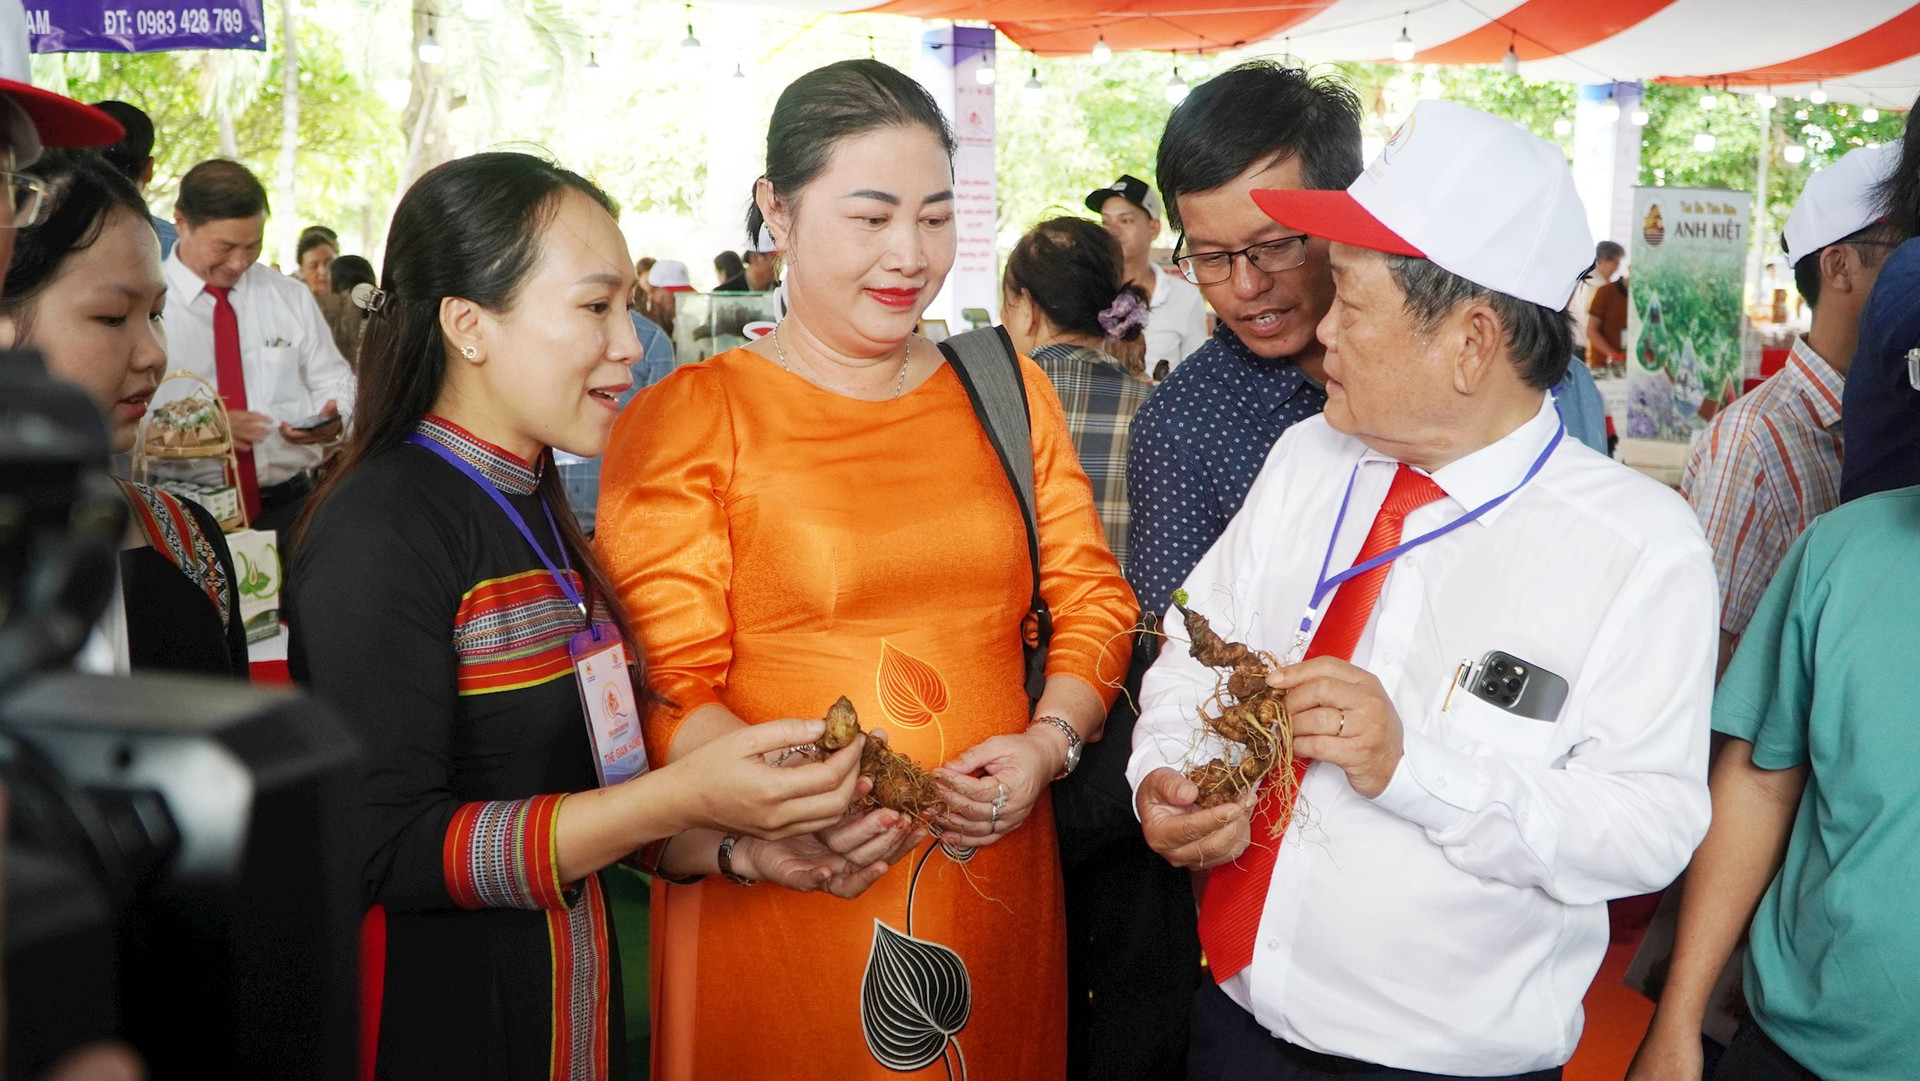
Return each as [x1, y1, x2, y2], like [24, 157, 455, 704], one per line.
[1174, 233, 1311, 285]
[0, 172, 45, 230]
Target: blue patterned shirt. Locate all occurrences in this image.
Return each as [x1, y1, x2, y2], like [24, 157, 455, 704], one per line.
[1125, 324, 1327, 622]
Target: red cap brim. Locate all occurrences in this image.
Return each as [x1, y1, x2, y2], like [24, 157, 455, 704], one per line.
[1250, 189, 1423, 258]
[0, 79, 124, 148]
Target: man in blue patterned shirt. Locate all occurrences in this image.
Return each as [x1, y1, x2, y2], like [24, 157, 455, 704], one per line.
[1061, 61, 1364, 1081]
[1127, 62, 1364, 623]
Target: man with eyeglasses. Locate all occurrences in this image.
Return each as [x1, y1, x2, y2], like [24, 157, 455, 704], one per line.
[1125, 62, 1364, 627]
[1055, 62, 1363, 1081]
[1679, 141, 1899, 680]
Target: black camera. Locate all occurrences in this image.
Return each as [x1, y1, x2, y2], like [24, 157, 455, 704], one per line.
[0, 351, 359, 1079]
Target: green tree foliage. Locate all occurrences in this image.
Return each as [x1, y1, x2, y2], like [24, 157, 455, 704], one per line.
[32, 1, 400, 264]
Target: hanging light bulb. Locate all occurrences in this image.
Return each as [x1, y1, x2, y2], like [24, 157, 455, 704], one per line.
[681, 5, 700, 49]
[1783, 144, 1807, 164]
[1756, 90, 1777, 111]
[1503, 44, 1520, 77]
[1091, 36, 1111, 64]
[1600, 93, 1622, 123]
[732, 62, 746, 79]
[1631, 106, 1650, 127]
[1165, 67, 1189, 105]
[1023, 67, 1045, 103]
[1863, 105, 1880, 122]
[1553, 117, 1573, 137]
[1694, 131, 1717, 152]
[975, 51, 996, 86]
[1809, 83, 1828, 105]
[1391, 14, 1415, 63]
[586, 50, 600, 69]
[1699, 92, 1718, 110]
[417, 18, 443, 65]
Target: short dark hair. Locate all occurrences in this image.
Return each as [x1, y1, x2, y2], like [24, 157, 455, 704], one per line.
[176, 159, 269, 225]
[1595, 240, 1625, 262]
[1003, 217, 1149, 343]
[1385, 254, 1573, 390]
[1, 149, 151, 340]
[1155, 62, 1364, 233]
[714, 250, 743, 280]
[90, 100, 154, 182]
[297, 226, 337, 262]
[746, 59, 955, 242]
[328, 253, 375, 294]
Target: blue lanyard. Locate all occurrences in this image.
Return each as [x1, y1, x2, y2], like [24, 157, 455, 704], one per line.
[405, 433, 586, 614]
[1289, 421, 1565, 660]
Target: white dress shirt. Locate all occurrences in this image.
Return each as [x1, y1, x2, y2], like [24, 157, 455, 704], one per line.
[158, 251, 356, 488]
[1127, 398, 1717, 1076]
[1146, 265, 1208, 374]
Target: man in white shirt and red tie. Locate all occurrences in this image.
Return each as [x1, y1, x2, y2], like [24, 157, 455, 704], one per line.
[1129, 100, 1718, 1080]
[158, 159, 355, 539]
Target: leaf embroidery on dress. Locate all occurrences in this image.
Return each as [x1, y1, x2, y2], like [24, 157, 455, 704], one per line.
[860, 919, 971, 1075]
[876, 640, 949, 729]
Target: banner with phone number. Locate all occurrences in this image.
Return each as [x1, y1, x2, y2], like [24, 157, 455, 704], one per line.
[26, 0, 265, 53]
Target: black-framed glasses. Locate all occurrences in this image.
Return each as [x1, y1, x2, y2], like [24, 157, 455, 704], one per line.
[0, 171, 45, 230]
[1174, 233, 1311, 285]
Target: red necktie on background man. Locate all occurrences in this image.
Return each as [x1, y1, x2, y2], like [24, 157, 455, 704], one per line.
[206, 285, 262, 523]
[1196, 463, 1446, 983]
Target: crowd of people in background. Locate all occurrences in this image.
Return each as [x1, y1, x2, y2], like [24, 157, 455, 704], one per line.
[12, 39, 1919, 1081]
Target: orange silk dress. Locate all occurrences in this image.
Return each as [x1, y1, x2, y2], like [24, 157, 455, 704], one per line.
[596, 346, 1136, 1081]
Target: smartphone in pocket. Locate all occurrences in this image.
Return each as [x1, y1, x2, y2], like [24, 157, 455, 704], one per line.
[1465, 650, 1568, 722]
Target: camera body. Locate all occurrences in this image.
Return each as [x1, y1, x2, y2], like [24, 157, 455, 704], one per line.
[0, 350, 359, 1079]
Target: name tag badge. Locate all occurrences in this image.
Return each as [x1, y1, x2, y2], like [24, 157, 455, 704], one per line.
[571, 623, 648, 786]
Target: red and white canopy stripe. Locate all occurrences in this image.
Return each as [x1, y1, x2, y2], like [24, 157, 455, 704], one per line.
[843, 0, 1920, 107]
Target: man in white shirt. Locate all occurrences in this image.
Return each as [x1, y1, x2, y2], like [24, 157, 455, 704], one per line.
[1129, 100, 1717, 1079]
[158, 159, 355, 540]
[1086, 174, 1207, 378]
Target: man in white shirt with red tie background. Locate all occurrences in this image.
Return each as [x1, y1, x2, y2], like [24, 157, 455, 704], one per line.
[1129, 100, 1718, 1080]
[158, 159, 354, 540]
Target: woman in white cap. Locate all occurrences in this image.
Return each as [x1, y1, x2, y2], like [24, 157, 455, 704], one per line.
[597, 58, 1134, 1081]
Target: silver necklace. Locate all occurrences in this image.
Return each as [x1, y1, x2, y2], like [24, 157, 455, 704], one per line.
[773, 323, 911, 399]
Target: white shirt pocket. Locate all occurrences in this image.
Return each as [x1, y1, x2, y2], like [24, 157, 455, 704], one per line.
[259, 344, 304, 418]
[1435, 688, 1560, 764]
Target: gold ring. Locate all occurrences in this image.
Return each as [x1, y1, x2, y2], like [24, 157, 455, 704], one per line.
[1337, 710, 1346, 736]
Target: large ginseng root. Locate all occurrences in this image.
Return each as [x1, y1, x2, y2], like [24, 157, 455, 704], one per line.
[817, 696, 951, 822]
[1171, 591, 1299, 812]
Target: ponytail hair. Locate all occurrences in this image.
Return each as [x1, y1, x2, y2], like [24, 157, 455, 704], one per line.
[1004, 216, 1151, 344]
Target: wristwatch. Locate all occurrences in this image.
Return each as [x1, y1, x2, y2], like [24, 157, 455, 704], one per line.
[1030, 715, 1082, 780]
[717, 834, 755, 886]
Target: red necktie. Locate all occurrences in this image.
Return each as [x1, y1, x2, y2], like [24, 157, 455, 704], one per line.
[207, 285, 261, 523]
[1197, 463, 1446, 983]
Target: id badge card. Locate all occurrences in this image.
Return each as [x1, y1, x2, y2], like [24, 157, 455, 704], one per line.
[571, 623, 649, 786]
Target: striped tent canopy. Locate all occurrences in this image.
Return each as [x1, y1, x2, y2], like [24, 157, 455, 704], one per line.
[845, 0, 1920, 108]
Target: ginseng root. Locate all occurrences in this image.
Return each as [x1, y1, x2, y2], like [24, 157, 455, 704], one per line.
[816, 696, 950, 821]
[1171, 591, 1299, 814]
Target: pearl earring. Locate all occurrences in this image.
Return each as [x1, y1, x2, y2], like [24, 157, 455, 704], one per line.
[461, 345, 478, 361]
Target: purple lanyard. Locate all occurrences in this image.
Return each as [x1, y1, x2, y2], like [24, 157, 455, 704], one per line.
[405, 433, 586, 614]
[1288, 420, 1564, 660]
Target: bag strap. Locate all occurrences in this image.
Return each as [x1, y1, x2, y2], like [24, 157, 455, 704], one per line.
[940, 325, 1052, 701]
[116, 478, 233, 631]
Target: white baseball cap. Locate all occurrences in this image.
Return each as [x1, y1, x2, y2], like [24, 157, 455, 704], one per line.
[1252, 99, 1593, 310]
[1782, 140, 1900, 267]
[649, 258, 693, 290]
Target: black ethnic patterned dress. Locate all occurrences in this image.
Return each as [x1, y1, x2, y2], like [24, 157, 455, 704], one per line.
[289, 416, 619, 1081]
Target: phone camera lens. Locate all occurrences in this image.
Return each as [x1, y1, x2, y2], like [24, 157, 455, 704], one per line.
[1505, 677, 1523, 695]
[1491, 660, 1510, 675]
[1482, 681, 1501, 696]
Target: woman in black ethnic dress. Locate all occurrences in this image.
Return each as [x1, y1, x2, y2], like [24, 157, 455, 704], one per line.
[287, 153, 904, 1081]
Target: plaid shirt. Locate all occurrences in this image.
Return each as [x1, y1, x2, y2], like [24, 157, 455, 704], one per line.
[1032, 344, 1153, 575]
[1681, 336, 1845, 636]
